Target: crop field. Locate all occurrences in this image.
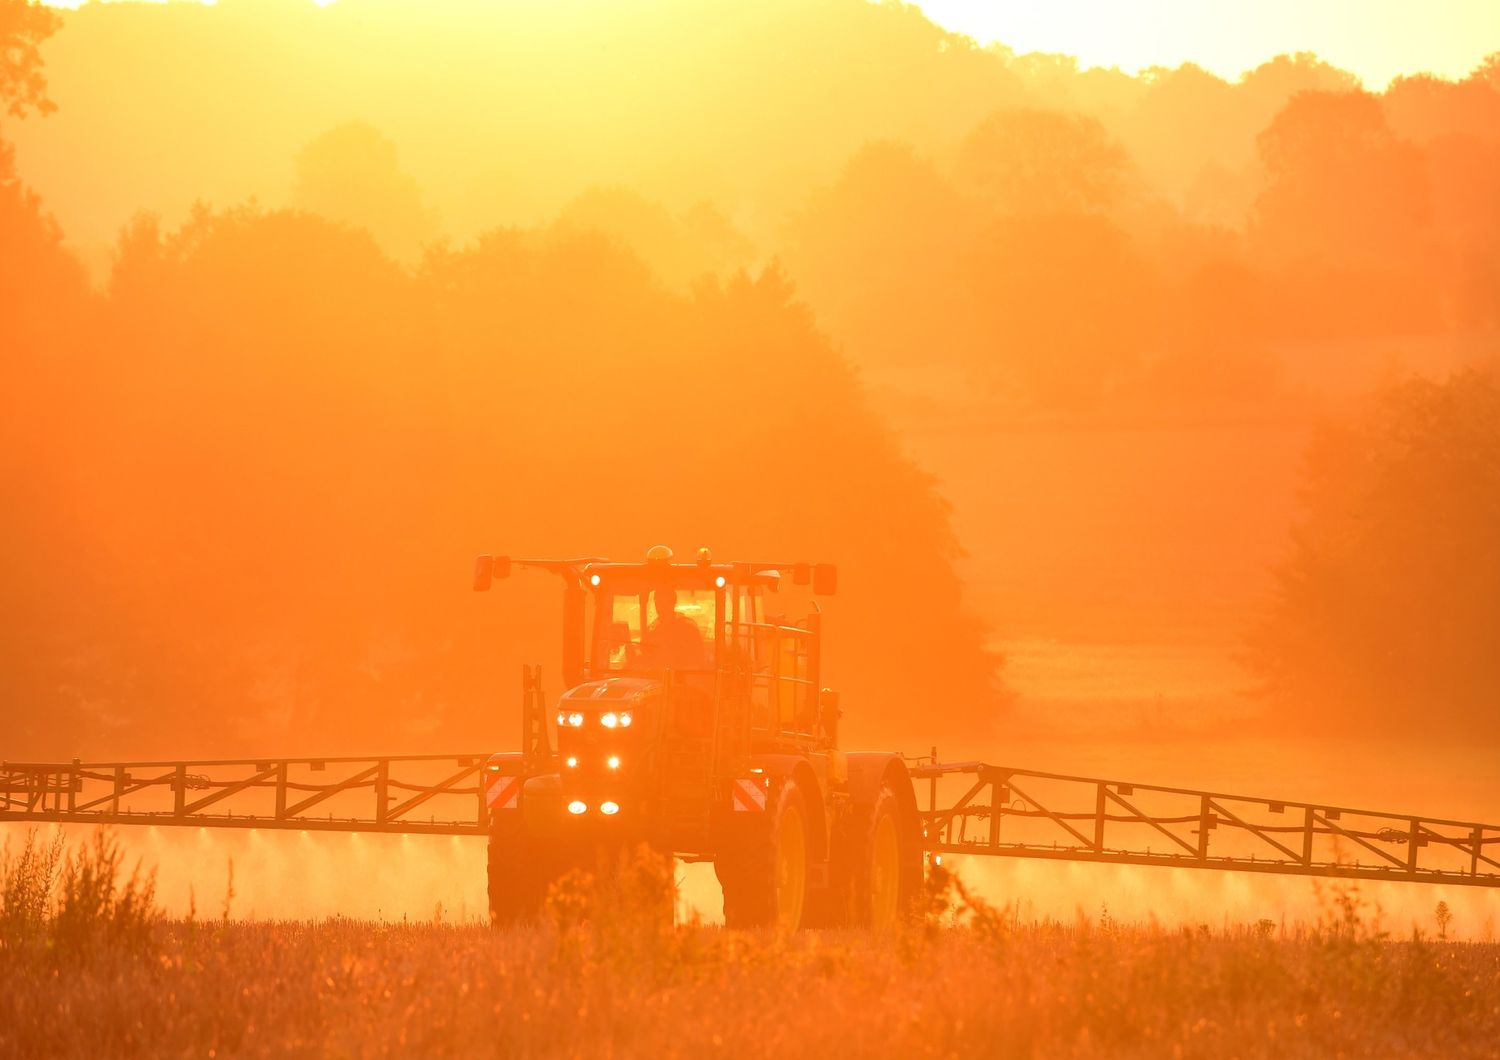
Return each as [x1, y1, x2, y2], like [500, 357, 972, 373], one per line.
[5, 832, 1500, 1059]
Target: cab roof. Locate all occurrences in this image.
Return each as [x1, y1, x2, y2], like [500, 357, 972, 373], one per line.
[473, 550, 836, 595]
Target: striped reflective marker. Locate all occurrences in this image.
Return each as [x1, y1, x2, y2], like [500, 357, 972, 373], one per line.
[485, 775, 521, 810]
[731, 778, 767, 812]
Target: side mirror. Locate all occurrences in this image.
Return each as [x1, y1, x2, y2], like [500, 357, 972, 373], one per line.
[812, 563, 837, 596]
[473, 555, 512, 592]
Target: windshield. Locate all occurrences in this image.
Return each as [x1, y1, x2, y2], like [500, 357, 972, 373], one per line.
[593, 586, 718, 672]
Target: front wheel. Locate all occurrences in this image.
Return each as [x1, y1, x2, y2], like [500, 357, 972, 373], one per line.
[718, 779, 812, 931]
[487, 815, 548, 925]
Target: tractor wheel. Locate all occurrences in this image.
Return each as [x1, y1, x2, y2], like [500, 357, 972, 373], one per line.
[719, 779, 812, 931]
[487, 816, 548, 925]
[850, 783, 921, 930]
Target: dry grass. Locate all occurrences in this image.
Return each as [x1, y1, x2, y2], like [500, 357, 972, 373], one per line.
[3, 831, 1500, 1059]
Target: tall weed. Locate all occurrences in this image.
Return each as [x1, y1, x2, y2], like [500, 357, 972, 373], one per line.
[0, 828, 159, 958]
[53, 829, 159, 955]
[0, 829, 65, 948]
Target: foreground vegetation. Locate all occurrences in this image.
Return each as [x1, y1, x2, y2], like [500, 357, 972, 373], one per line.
[4, 832, 1500, 1058]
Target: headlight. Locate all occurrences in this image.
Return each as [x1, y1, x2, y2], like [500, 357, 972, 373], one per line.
[601, 712, 619, 729]
[565, 756, 578, 769]
[619, 711, 632, 728]
[600, 801, 620, 816]
[555, 711, 566, 726]
[567, 800, 587, 815]
[567, 712, 584, 728]
[606, 755, 621, 770]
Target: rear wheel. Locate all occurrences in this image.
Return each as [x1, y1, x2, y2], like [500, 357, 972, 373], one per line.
[719, 779, 812, 930]
[850, 784, 920, 930]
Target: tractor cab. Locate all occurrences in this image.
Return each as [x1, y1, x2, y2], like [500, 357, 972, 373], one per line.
[473, 546, 840, 761]
[584, 556, 734, 677]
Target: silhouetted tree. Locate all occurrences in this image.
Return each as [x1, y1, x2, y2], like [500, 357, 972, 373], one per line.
[0, 0, 60, 119]
[1121, 62, 1237, 195]
[292, 122, 435, 262]
[1237, 52, 1359, 119]
[1383, 73, 1500, 146]
[553, 187, 753, 290]
[786, 141, 981, 374]
[4, 0, 1026, 258]
[7, 0, 1498, 759]
[1254, 91, 1430, 265]
[1250, 371, 1500, 735]
[1253, 90, 1441, 337]
[3, 198, 1004, 757]
[954, 108, 1130, 216]
[1473, 52, 1500, 91]
[1380, 74, 1500, 330]
[0, 143, 97, 751]
[0, 2, 102, 751]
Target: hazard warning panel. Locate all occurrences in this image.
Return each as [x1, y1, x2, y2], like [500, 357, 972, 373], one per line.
[484, 773, 521, 810]
[730, 777, 767, 812]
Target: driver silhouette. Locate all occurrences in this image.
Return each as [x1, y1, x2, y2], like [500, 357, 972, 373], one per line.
[640, 587, 708, 670]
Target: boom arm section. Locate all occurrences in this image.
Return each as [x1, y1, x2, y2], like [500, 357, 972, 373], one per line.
[913, 758, 1500, 888]
[0, 755, 491, 835]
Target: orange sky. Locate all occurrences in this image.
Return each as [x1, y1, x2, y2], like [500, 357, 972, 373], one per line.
[916, 0, 1498, 87]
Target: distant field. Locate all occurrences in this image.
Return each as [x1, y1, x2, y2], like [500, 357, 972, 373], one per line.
[5, 905, 1500, 1058]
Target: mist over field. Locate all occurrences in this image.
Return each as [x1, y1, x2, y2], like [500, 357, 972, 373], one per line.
[4, 2, 1500, 994]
